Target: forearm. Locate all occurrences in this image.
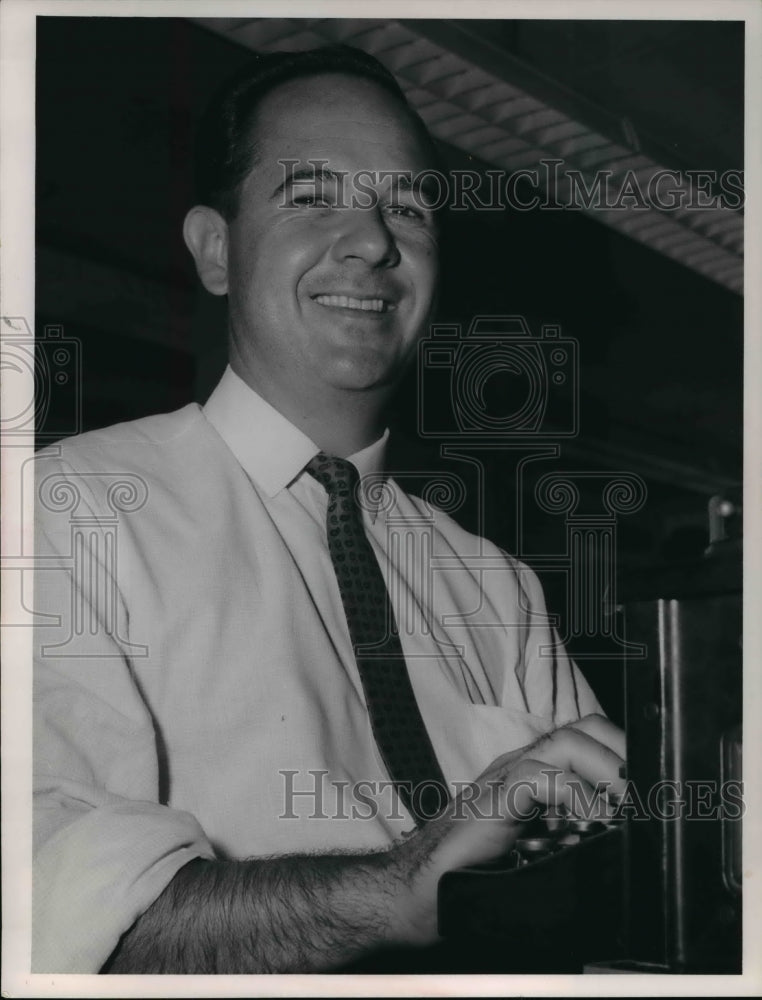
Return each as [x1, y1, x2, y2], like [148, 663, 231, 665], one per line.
[103, 833, 440, 974]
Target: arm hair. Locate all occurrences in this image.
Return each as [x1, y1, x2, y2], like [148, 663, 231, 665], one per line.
[103, 827, 445, 973]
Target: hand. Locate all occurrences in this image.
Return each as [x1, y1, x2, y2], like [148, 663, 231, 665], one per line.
[393, 713, 626, 945]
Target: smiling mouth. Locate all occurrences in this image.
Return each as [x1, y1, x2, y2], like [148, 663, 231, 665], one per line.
[312, 294, 392, 313]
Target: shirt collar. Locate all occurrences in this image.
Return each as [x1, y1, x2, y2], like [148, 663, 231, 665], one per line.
[202, 366, 389, 510]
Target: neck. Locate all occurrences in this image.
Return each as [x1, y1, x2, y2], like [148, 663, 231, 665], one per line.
[229, 355, 389, 458]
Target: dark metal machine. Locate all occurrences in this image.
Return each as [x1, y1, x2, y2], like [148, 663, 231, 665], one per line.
[438, 498, 743, 974]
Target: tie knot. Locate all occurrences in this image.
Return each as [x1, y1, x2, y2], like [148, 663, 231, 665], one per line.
[306, 451, 360, 500]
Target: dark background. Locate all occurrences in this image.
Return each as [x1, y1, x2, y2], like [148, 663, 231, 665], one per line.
[35, 17, 744, 721]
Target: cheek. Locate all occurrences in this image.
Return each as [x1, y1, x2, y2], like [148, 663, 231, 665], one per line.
[229, 214, 312, 281]
[227, 237, 263, 300]
[405, 248, 439, 306]
[247, 228, 323, 300]
[403, 229, 439, 271]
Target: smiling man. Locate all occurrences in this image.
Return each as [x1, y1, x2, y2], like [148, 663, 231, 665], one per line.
[33, 46, 625, 974]
[185, 63, 440, 457]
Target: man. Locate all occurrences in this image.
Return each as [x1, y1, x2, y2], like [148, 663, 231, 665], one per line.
[33, 46, 625, 974]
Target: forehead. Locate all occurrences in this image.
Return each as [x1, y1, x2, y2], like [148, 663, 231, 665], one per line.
[252, 72, 434, 175]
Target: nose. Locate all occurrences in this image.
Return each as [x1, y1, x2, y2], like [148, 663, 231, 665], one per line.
[331, 206, 401, 268]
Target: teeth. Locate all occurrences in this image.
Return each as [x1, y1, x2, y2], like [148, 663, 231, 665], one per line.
[314, 295, 386, 312]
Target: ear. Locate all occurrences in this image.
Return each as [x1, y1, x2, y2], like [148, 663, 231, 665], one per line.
[183, 205, 229, 296]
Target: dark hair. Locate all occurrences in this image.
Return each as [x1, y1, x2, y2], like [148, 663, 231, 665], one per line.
[195, 45, 442, 218]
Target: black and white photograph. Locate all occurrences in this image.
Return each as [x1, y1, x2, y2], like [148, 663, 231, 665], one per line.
[1, 1, 760, 995]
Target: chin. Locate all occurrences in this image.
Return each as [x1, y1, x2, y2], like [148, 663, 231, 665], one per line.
[324, 367, 398, 394]
[324, 351, 404, 393]
[326, 373, 393, 393]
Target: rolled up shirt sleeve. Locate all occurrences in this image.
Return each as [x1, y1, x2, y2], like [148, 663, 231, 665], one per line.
[33, 456, 214, 973]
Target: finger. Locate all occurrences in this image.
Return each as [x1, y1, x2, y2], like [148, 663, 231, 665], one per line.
[475, 715, 625, 780]
[474, 744, 532, 784]
[500, 759, 599, 822]
[563, 713, 626, 761]
[527, 727, 626, 796]
[437, 761, 599, 871]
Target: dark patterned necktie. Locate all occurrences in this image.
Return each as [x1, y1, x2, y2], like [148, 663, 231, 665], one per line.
[306, 452, 448, 826]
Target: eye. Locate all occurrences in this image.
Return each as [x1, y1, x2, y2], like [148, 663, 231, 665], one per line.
[387, 204, 421, 218]
[291, 194, 331, 209]
[384, 202, 435, 227]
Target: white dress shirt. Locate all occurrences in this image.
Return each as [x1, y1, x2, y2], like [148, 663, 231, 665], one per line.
[33, 365, 601, 972]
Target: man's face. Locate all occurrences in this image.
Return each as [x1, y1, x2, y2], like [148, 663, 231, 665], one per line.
[220, 73, 440, 407]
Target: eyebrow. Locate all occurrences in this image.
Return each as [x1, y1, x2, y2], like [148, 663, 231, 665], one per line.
[271, 166, 345, 200]
[402, 172, 440, 204]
